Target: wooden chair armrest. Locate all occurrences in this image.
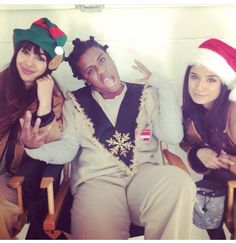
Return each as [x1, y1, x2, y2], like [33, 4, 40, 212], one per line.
[40, 162, 72, 239]
[7, 176, 28, 232]
[7, 176, 25, 189]
[7, 176, 25, 214]
[225, 180, 236, 233]
[40, 177, 70, 232]
[40, 177, 55, 215]
[162, 149, 190, 175]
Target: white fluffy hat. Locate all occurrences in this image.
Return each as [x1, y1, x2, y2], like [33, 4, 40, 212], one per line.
[189, 38, 236, 102]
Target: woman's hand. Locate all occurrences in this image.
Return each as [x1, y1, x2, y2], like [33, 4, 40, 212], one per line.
[197, 148, 234, 170]
[132, 59, 152, 84]
[36, 74, 54, 116]
[19, 111, 51, 149]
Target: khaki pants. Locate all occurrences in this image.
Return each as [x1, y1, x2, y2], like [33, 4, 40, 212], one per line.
[71, 164, 196, 239]
[0, 173, 19, 239]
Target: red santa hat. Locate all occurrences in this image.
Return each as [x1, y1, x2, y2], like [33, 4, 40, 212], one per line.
[189, 38, 236, 102]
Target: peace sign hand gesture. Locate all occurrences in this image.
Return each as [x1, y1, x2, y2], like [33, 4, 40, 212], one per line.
[19, 111, 51, 149]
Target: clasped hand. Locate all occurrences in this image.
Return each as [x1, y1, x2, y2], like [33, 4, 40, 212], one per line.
[197, 148, 235, 170]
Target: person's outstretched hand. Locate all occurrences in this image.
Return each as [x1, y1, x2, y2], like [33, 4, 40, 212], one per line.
[132, 59, 152, 83]
[19, 111, 51, 149]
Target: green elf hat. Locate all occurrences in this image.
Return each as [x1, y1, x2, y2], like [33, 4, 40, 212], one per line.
[13, 17, 67, 70]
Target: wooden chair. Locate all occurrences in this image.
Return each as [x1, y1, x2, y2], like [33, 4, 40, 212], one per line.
[7, 163, 64, 239]
[40, 162, 72, 239]
[225, 180, 236, 239]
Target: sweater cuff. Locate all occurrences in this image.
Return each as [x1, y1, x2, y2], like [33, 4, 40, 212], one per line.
[147, 71, 167, 89]
[188, 144, 210, 173]
[31, 111, 55, 128]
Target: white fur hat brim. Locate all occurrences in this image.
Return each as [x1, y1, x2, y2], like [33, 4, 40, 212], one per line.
[229, 86, 236, 102]
[189, 48, 236, 89]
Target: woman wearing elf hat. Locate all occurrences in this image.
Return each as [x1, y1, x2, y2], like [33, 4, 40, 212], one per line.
[0, 17, 67, 239]
[180, 38, 236, 239]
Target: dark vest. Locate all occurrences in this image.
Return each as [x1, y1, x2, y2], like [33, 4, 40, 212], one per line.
[72, 83, 144, 167]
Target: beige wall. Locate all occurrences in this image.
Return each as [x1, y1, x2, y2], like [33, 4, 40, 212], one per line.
[1, 5, 234, 239]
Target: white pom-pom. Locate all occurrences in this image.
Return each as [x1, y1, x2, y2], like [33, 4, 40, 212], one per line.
[229, 87, 236, 102]
[54, 46, 64, 56]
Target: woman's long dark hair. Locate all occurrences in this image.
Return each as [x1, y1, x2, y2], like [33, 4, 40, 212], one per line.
[182, 65, 230, 155]
[0, 41, 51, 139]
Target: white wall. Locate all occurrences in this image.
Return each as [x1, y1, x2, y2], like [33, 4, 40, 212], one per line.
[2, 5, 236, 94]
[1, 4, 235, 239]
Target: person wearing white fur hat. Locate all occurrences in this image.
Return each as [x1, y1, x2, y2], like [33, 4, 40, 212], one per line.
[180, 38, 236, 239]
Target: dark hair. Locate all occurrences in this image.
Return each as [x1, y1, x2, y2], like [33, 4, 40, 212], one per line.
[66, 36, 108, 80]
[182, 65, 230, 155]
[0, 41, 51, 139]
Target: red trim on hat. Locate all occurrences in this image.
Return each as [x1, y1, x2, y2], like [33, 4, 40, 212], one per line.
[48, 26, 65, 38]
[33, 19, 66, 40]
[34, 19, 49, 29]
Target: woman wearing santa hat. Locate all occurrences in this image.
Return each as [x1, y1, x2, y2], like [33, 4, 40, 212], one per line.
[0, 18, 67, 239]
[180, 38, 236, 239]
